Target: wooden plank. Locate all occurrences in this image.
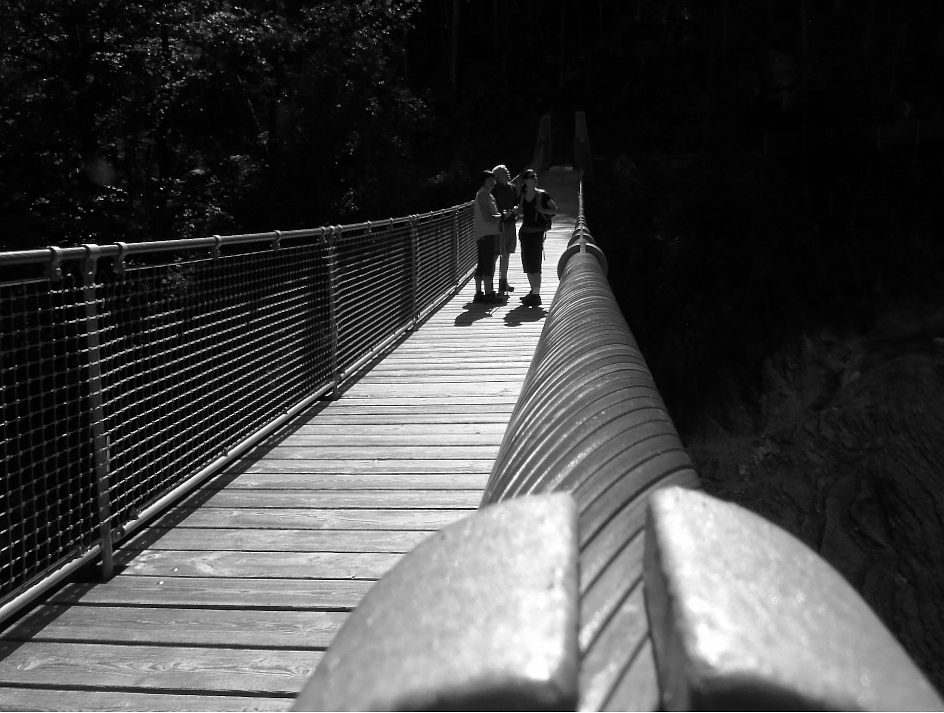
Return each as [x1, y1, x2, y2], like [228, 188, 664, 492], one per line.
[215, 472, 489, 490]
[49, 578, 372, 609]
[368, 358, 534, 368]
[396, 327, 544, 336]
[352, 372, 529, 382]
[339, 384, 523, 397]
[368, 358, 532, 368]
[276, 434, 503, 447]
[392, 332, 543, 341]
[115, 550, 402, 580]
[159, 508, 472, 530]
[196, 489, 483, 509]
[280, 412, 512, 422]
[123, 528, 431, 553]
[308, 396, 519, 407]
[258, 445, 499, 459]
[286, 423, 508, 435]
[289, 412, 512, 424]
[0, 688, 290, 712]
[391, 334, 543, 342]
[236, 459, 495, 474]
[2, 606, 347, 649]
[0, 641, 320, 695]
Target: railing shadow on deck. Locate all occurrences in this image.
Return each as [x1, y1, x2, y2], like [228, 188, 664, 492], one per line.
[292, 175, 944, 712]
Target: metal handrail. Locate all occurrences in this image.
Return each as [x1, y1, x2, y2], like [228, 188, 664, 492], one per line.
[288, 171, 943, 710]
[0, 202, 475, 623]
[476, 176, 942, 710]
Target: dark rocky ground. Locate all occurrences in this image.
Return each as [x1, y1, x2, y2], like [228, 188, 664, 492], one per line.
[684, 298, 944, 695]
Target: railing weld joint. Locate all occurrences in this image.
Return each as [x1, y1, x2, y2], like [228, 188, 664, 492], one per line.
[82, 243, 103, 284]
[114, 241, 129, 276]
[46, 246, 64, 282]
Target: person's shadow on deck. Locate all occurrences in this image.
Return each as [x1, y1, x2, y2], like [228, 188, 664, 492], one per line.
[503, 304, 546, 327]
[454, 300, 502, 326]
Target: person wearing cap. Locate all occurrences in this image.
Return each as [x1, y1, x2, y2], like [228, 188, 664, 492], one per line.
[491, 164, 518, 295]
[515, 169, 557, 307]
[472, 169, 503, 304]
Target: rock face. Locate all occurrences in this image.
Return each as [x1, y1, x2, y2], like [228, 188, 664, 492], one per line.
[686, 311, 944, 696]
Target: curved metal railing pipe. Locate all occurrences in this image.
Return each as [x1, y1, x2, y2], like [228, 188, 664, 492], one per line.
[294, 165, 944, 710]
[478, 178, 699, 710]
[482, 179, 691, 508]
[476, 176, 943, 710]
[296, 169, 943, 711]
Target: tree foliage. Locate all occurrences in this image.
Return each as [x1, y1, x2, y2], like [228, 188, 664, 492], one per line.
[0, 0, 425, 249]
[578, 0, 944, 431]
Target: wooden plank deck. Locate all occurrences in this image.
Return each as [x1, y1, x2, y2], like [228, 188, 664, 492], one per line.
[0, 169, 578, 711]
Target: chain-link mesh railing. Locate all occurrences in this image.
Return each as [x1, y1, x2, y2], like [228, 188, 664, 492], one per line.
[0, 204, 474, 619]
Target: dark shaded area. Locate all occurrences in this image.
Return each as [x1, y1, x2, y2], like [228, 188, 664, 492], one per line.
[0, 1, 435, 248]
[3, 0, 944, 696]
[573, 0, 944, 695]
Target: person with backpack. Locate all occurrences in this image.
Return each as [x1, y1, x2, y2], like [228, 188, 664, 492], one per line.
[515, 169, 557, 307]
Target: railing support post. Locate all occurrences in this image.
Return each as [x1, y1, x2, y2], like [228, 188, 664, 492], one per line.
[453, 208, 460, 290]
[325, 227, 341, 399]
[409, 215, 420, 328]
[79, 245, 113, 580]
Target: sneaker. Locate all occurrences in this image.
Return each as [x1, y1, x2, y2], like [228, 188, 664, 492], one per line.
[473, 292, 486, 303]
[483, 292, 503, 304]
[522, 293, 542, 307]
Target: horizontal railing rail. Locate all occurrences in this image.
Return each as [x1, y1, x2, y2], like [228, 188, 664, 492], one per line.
[0, 203, 475, 623]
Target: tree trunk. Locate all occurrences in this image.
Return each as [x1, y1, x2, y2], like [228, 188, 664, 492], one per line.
[450, 0, 459, 108]
[799, 0, 810, 180]
[703, 0, 720, 156]
[559, 0, 565, 89]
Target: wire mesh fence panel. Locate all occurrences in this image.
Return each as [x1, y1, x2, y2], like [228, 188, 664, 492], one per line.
[415, 207, 468, 310]
[0, 201, 470, 615]
[1, 275, 99, 599]
[455, 206, 476, 282]
[333, 222, 414, 373]
[97, 242, 332, 528]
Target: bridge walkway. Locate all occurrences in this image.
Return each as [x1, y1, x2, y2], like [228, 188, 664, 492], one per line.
[0, 168, 579, 711]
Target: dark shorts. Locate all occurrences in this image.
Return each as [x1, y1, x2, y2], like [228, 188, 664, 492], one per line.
[519, 231, 544, 273]
[475, 236, 497, 277]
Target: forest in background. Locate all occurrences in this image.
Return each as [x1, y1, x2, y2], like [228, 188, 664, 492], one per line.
[5, 1, 942, 254]
[4, 0, 944, 690]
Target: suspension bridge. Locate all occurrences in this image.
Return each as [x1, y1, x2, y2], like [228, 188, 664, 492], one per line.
[0, 117, 940, 711]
